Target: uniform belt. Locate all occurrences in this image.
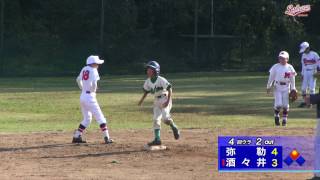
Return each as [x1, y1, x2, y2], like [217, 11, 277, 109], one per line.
[276, 81, 286, 85]
[157, 94, 166, 98]
[86, 91, 91, 94]
[306, 69, 314, 71]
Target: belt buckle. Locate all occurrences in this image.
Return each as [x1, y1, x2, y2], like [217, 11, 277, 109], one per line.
[86, 91, 90, 94]
[279, 82, 286, 85]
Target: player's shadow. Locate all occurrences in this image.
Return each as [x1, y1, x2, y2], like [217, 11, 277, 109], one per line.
[0, 143, 74, 152]
[40, 149, 146, 159]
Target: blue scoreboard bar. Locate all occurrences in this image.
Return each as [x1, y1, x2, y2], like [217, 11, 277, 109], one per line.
[218, 136, 312, 172]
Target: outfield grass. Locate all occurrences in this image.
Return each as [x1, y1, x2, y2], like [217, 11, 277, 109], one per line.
[0, 72, 316, 132]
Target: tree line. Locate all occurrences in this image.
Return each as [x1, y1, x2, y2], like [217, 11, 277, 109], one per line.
[0, 0, 318, 76]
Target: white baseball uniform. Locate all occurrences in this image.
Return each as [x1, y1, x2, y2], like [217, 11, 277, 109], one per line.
[267, 63, 297, 110]
[301, 51, 320, 95]
[76, 65, 106, 127]
[143, 76, 172, 130]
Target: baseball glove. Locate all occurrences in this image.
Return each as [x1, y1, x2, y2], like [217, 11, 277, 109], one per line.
[289, 89, 298, 102]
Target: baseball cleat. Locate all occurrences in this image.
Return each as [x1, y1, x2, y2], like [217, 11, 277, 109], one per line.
[274, 116, 280, 126]
[282, 120, 287, 126]
[72, 136, 87, 143]
[104, 137, 114, 144]
[172, 127, 180, 140]
[147, 139, 162, 146]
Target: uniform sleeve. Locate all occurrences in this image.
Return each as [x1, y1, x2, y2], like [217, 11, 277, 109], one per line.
[143, 80, 151, 93]
[92, 69, 100, 81]
[76, 70, 83, 90]
[290, 65, 297, 90]
[267, 65, 276, 89]
[162, 78, 172, 90]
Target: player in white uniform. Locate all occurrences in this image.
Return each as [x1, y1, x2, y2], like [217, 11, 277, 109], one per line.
[267, 51, 297, 126]
[299, 42, 320, 108]
[138, 61, 180, 146]
[72, 55, 113, 144]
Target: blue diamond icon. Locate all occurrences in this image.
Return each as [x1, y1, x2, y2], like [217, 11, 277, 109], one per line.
[284, 156, 293, 166]
[296, 156, 305, 166]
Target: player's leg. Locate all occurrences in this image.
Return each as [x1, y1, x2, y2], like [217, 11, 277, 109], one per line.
[309, 76, 317, 108]
[72, 101, 92, 143]
[161, 99, 180, 140]
[282, 91, 290, 126]
[148, 105, 162, 146]
[274, 90, 282, 126]
[89, 100, 113, 144]
[299, 75, 308, 108]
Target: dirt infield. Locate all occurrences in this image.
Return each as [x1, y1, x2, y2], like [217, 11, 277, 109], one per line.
[0, 128, 315, 180]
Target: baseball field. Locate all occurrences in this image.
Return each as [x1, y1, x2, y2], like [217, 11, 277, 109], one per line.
[0, 72, 316, 179]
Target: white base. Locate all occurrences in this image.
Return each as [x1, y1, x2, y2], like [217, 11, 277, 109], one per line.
[143, 145, 167, 151]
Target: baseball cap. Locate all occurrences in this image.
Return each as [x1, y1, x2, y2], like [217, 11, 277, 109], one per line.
[299, 42, 309, 53]
[278, 51, 289, 59]
[86, 55, 104, 65]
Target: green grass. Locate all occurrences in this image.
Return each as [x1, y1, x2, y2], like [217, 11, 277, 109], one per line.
[0, 72, 316, 132]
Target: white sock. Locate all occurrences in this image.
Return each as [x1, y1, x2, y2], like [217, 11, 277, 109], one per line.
[103, 130, 110, 139]
[74, 130, 82, 138]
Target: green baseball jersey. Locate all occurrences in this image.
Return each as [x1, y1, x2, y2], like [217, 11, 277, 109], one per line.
[143, 76, 171, 97]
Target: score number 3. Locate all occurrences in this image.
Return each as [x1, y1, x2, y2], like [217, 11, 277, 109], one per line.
[82, 70, 90, 80]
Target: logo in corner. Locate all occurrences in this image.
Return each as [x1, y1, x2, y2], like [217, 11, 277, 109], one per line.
[285, 4, 311, 17]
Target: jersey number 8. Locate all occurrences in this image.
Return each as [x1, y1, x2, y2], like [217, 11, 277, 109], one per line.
[82, 70, 90, 80]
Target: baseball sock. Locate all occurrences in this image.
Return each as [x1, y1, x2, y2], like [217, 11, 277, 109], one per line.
[74, 124, 86, 138]
[154, 129, 161, 141]
[283, 109, 288, 121]
[274, 109, 280, 118]
[169, 121, 178, 130]
[100, 123, 110, 139]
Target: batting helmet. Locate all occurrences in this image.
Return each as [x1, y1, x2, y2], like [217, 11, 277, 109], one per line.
[146, 61, 160, 75]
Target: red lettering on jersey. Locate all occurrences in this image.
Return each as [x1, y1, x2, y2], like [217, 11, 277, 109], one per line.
[284, 72, 291, 78]
[303, 58, 316, 65]
[82, 70, 90, 80]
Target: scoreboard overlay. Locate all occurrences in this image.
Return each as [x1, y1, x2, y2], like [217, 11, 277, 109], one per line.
[218, 136, 318, 172]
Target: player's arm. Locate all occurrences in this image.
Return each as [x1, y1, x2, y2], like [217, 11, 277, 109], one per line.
[91, 80, 98, 92]
[91, 69, 100, 93]
[76, 74, 83, 90]
[139, 81, 151, 106]
[266, 66, 275, 94]
[290, 66, 297, 91]
[301, 57, 305, 78]
[138, 90, 149, 106]
[162, 86, 172, 108]
[290, 74, 296, 91]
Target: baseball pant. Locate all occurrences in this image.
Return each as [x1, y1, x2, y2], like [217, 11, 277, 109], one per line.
[274, 90, 289, 110]
[153, 96, 172, 130]
[80, 94, 107, 128]
[302, 70, 316, 95]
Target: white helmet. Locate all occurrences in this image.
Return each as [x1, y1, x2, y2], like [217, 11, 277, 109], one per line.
[279, 51, 289, 59]
[299, 42, 309, 53]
